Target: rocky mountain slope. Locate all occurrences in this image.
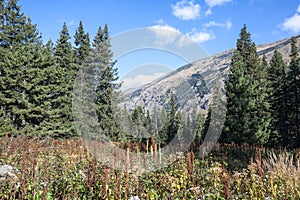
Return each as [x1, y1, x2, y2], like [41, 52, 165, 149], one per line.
[121, 35, 300, 113]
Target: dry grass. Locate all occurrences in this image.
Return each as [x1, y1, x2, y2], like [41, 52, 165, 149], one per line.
[1, 135, 300, 199]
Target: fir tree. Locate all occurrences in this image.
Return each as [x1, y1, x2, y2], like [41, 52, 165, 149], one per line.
[90, 25, 120, 140]
[285, 37, 300, 147]
[222, 25, 271, 145]
[164, 93, 181, 144]
[74, 21, 90, 65]
[51, 23, 78, 137]
[0, 0, 27, 47]
[267, 50, 287, 146]
[131, 105, 148, 141]
[0, 0, 29, 132]
[222, 51, 248, 143]
[158, 108, 168, 144]
[0, 0, 54, 135]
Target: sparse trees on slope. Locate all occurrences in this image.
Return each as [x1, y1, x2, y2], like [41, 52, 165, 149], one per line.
[159, 94, 181, 145]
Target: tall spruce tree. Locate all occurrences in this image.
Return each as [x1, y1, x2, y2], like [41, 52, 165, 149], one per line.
[285, 37, 300, 147]
[158, 108, 168, 144]
[0, 0, 55, 135]
[267, 50, 287, 146]
[35, 40, 58, 135]
[52, 23, 78, 137]
[74, 21, 90, 65]
[0, 0, 28, 133]
[222, 25, 271, 145]
[163, 93, 181, 144]
[222, 51, 248, 143]
[90, 25, 120, 140]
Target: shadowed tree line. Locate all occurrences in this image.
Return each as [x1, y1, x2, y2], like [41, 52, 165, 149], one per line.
[0, 0, 299, 149]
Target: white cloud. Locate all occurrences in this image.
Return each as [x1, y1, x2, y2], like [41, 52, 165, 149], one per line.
[205, 9, 212, 16]
[148, 22, 181, 47]
[204, 20, 232, 30]
[177, 28, 215, 46]
[281, 14, 300, 33]
[148, 21, 216, 47]
[172, 0, 201, 20]
[280, 5, 300, 33]
[122, 73, 167, 90]
[204, 0, 232, 7]
[188, 29, 215, 43]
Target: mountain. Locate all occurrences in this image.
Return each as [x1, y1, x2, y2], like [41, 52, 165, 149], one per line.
[121, 35, 300, 114]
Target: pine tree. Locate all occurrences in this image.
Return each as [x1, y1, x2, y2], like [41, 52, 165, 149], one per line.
[34, 40, 58, 135]
[204, 82, 226, 144]
[164, 93, 181, 144]
[222, 51, 248, 143]
[90, 25, 120, 140]
[0, 0, 27, 47]
[130, 105, 148, 141]
[151, 106, 164, 144]
[158, 108, 168, 144]
[51, 23, 78, 137]
[189, 109, 204, 146]
[222, 25, 271, 145]
[267, 50, 287, 146]
[285, 37, 300, 148]
[0, 0, 54, 135]
[0, 0, 28, 133]
[74, 21, 90, 65]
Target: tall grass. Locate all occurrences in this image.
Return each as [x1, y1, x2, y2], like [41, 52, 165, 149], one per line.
[1, 135, 300, 199]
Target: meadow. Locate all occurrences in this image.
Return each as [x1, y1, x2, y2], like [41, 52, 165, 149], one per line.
[1, 134, 300, 199]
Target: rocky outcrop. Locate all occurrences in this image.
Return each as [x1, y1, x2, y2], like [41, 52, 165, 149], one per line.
[0, 164, 20, 187]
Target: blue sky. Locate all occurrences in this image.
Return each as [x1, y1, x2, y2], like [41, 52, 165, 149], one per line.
[19, 0, 300, 89]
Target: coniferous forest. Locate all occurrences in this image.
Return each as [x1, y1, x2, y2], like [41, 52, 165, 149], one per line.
[0, 0, 300, 199]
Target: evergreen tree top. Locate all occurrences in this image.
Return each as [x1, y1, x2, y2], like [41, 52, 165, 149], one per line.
[55, 23, 72, 53]
[93, 26, 103, 48]
[0, 0, 42, 47]
[235, 24, 260, 75]
[59, 23, 71, 41]
[103, 24, 109, 41]
[74, 21, 90, 64]
[290, 37, 299, 59]
[74, 21, 84, 46]
[236, 25, 257, 57]
[74, 21, 90, 48]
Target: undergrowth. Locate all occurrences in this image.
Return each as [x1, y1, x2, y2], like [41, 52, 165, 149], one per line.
[1, 135, 300, 199]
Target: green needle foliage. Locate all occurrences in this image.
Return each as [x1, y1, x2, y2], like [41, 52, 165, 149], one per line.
[74, 21, 90, 65]
[267, 50, 287, 146]
[222, 25, 271, 145]
[87, 25, 121, 141]
[0, 0, 55, 136]
[51, 23, 79, 138]
[284, 37, 300, 148]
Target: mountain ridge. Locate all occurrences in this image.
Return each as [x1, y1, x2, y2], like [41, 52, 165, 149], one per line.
[121, 35, 300, 113]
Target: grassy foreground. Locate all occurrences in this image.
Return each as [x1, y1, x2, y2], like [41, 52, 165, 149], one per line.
[1, 135, 300, 199]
